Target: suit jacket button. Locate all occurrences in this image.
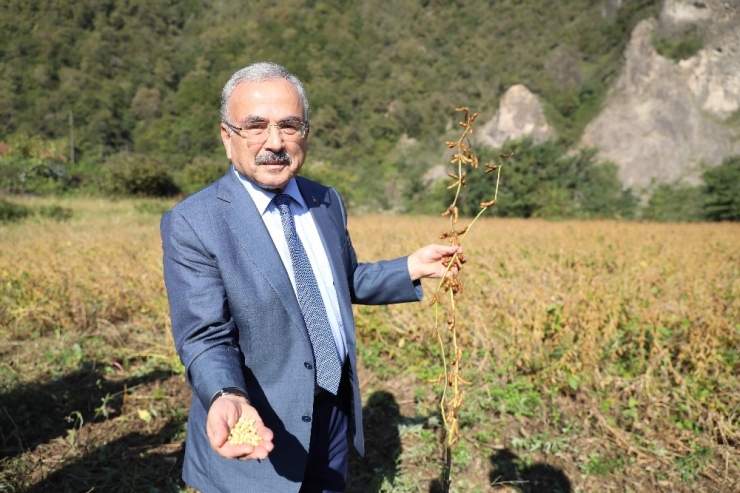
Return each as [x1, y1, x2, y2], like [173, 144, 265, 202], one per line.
[302, 415, 311, 423]
[304, 362, 313, 369]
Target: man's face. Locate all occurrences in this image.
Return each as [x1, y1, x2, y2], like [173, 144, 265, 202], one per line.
[221, 78, 308, 192]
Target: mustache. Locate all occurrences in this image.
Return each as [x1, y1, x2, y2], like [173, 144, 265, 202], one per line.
[254, 151, 291, 165]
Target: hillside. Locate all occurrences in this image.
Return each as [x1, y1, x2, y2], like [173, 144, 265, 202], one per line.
[0, 0, 663, 209]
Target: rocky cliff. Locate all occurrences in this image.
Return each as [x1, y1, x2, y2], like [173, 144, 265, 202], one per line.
[580, 0, 740, 190]
[477, 84, 557, 149]
[477, 0, 740, 192]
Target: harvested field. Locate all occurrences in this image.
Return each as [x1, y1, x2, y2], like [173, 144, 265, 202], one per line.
[1, 197, 738, 492]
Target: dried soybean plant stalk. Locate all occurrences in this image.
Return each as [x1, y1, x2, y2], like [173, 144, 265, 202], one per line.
[430, 107, 507, 492]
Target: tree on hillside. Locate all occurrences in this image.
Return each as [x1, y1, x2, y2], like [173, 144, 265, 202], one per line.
[702, 156, 740, 221]
[452, 139, 630, 219]
[642, 181, 704, 222]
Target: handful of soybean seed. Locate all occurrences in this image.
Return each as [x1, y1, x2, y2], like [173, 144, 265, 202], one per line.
[228, 417, 261, 446]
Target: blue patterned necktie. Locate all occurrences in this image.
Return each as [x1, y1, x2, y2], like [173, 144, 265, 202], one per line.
[274, 193, 342, 395]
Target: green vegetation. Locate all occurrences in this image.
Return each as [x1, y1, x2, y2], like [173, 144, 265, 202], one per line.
[580, 452, 626, 476]
[703, 155, 740, 221]
[2, 0, 738, 221]
[642, 182, 705, 222]
[0, 197, 72, 223]
[0, 197, 31, 223]
[652, 26, 704, 61]
[640, 157, 740, 222]
[1, 0, 663, 208]
[100, 153, 179, 197]
[0, 136, 71, 195]
[433, 139, 638, 220]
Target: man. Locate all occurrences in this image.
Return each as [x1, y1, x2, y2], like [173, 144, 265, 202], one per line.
[161, 61, 461, 492]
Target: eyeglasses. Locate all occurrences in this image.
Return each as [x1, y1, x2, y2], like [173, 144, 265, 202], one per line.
[224, 120, 307, 141]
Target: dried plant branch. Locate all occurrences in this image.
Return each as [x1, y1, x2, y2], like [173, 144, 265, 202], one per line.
[430, 107, 510, 492]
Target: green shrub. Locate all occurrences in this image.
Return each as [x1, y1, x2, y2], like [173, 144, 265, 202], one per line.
[0, 198, 31, 223]
[134, 200, 172, 216]
[37, 204, 73, 221]
[702, 156, 740, 221]
[177, 157, 229, 195]
[102, 153, 179, 197]
[449, 139, 631, 220]
[652, 28, 703, 61]
[642, 182, 704, 222]
[0, 137, 70, 195]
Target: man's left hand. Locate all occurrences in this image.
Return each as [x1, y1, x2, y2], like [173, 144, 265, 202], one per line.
[407, 244, 465, 281]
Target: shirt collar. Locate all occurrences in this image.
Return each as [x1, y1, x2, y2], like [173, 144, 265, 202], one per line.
[232, 166, 306, 215]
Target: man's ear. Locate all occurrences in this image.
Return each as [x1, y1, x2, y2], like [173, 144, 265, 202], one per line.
[220, 123, 233, 160]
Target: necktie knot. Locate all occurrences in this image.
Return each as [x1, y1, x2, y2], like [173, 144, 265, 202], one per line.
[274, 193, 292, 209]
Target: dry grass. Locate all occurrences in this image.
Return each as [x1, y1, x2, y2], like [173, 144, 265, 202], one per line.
[0, 197, 170, 342]
[351, 215, 740, 491]
[0, 197, 738, 492]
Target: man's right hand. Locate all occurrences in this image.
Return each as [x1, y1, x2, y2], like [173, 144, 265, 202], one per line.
[206, 395, 274, 460]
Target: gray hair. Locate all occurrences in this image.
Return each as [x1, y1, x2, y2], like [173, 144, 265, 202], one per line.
[220, 61, 310, 126]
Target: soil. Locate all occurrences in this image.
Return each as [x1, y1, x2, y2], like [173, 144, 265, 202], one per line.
[0, 361, 733, 492]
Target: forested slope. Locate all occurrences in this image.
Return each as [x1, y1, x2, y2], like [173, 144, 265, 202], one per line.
[1, 0, 662, 209]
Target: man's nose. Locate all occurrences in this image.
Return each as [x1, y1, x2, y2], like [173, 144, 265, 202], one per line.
[262, 125, 286, 150]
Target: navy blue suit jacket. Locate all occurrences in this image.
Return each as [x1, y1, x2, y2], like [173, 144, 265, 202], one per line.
[161, 170, 422, 492]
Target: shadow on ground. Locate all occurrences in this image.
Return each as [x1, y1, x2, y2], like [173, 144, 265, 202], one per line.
[0, 360, 173, 458]
[426, 448, 572, 492]
[347, 390, 402, 493]
[488, 448, 572, 493]
[21, 418, 187, 493]
[0, 360, 187, 492]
